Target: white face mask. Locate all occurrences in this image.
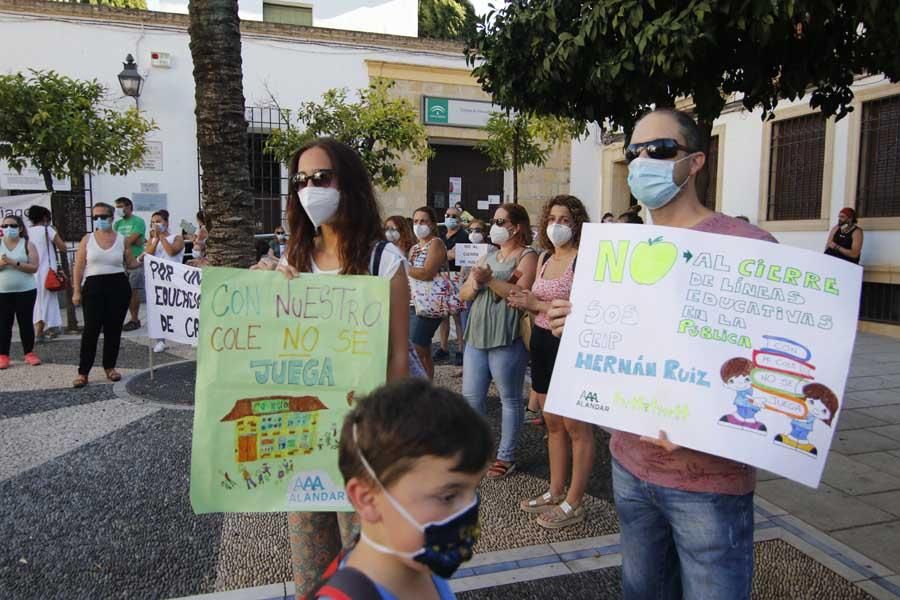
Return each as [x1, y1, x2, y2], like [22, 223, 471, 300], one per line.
[155, 223, 167, 234]
[115, 207, 125, 219]
[414, 224, 432, 240]
[385, 229, 400, 243]
[299, 186, 341, 229]
[546, 223, 573, 247]
[469, 232, 484, 244]
[489, 224, 511, 245]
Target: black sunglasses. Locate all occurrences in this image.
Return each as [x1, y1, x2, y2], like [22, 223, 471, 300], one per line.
[93, 214, 113, 221]
[491, 218, 509, 227]
[291, 169, 335, 191]
[624, 138, 694, 163]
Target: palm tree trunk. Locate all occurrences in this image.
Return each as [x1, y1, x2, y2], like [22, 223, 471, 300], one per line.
[188, 0, 256, 268]
[188, 4, 340, 597]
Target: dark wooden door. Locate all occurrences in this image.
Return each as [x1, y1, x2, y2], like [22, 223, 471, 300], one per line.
[426, 144, 503, 222]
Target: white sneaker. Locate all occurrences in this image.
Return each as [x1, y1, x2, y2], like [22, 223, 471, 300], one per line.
[153, 341, 167, 353]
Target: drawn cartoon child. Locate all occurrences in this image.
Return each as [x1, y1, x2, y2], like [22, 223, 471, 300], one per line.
[241, 466, 257, 489]
[774, 383, 838, 457]
[221, 472, 235, 489]
[717, 357, 767, 433]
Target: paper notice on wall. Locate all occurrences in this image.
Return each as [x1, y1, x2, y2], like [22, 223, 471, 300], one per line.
[449, 177, 462, 193]
[455, 243, 490, 267]
[488, 195, 501, 205]
[144, 254, 202, 346]
[544, 224, 863, 488]
[477, 200, 489, 210]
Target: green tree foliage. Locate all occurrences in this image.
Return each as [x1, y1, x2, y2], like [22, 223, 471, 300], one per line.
[265, 78, 432, 189]
[55, 0, 148, 9]
[0, 69, 156, 192]
[466, 1, 900, 134]
[419, 0, 477, 40]
[476, 112, 584, 203]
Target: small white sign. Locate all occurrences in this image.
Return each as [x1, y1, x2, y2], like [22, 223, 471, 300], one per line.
[449, 177, 462, 193]
[455, 243, 489, 267]
[0, 164, 71, 191]
[141, 182, 160, 193]
[488, 194, 501, 205]
[139, 141, 163, 171]
[144, 254, 201, 346]
[477, 200, 490, 210]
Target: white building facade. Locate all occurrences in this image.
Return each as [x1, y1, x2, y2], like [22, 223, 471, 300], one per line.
[1, 0, 897, 333]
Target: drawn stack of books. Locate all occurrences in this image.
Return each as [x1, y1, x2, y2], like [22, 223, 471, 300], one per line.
[750, 335, 815, 422]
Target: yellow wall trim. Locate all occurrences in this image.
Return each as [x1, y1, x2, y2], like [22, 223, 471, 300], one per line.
[858, 320, 900, 340]
[366, 60, 480, 87]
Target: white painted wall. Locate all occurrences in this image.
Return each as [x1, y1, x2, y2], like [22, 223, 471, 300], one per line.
[0, 11, 460, 235]
[145, 0, 417, 37]
[569, 84, 900, 268]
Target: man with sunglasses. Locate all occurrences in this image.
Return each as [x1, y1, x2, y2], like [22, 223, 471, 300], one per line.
[550, 108, 776, 600]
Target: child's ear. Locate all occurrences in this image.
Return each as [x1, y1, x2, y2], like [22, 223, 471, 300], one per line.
[346, 477, 383, 524]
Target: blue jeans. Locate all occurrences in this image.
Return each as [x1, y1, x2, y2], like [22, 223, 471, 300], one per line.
[612, 459, 754, 600]
[462, 340, 527, 462]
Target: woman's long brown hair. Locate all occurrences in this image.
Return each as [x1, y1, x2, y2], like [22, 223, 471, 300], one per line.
[286, 138, 383, 275]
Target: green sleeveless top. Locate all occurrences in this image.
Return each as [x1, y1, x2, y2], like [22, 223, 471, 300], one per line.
[464, 248, 535, 350]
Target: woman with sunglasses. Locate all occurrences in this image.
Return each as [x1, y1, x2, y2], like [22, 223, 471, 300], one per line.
[268, 138, 409, 556]
[0, 215, 41, 369]
[460, 204, 537, 479]
[71, 202, 141, 387]
[383, 215, 415, 256]
[407, 205, 448, 380]
[509, 195, 593, 529]
[273, 138, 409, 382]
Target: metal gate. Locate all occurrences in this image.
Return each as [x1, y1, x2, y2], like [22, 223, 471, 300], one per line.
[196, 106, 290, 234]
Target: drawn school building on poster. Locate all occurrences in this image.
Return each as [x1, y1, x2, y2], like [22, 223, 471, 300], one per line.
[220, 396, 327, 463]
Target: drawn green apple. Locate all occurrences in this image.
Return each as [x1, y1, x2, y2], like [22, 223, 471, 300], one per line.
[629, 236, 678, 285]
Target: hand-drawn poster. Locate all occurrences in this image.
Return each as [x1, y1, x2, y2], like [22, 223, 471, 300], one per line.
[190, 268, 390, 513]
[545, 224, 863, 488]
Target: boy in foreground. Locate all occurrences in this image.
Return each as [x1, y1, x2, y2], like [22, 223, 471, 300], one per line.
[313, 378, 493, 599]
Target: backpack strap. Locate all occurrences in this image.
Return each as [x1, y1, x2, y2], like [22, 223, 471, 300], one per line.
[369, 240, 388, 277]
[312, 567, 382, 600]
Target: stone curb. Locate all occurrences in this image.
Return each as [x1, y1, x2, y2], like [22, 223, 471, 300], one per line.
[114, 359, 196, 412]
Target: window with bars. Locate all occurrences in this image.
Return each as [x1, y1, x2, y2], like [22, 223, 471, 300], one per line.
[702, 135, 719, 210]
[766, 114, 826, 221]
[247, 107, 289, 234]
[860, 282, 900, 325]
[856, 94, 900, 218]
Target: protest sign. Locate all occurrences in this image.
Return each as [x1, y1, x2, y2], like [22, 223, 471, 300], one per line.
[455, 243, 489, 267]
[144, 254, 202, 346]
[545, 224, 863, 488]
[190, 267, 390, 513]
[0, 193, 51, 222]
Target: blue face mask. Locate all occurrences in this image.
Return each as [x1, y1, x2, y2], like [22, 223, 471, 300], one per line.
[2, 226, 19, 239]
[444, 217, 459, 230]
[353, 425, 481, 579]
[94, 217, 112, 231]
[627, 155, 693, 210]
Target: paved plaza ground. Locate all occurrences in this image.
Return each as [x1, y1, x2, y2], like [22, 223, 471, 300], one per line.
[1, 317, 900, 599]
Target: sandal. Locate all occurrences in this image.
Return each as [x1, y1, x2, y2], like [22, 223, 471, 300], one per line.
[105, 369, 122, 382]
[536, 501, 585, 530]
[519, 490, 566, 514]
[486, 460, 516, 480]
[524, 408, 544, 426]
[73, 375, 88, 388]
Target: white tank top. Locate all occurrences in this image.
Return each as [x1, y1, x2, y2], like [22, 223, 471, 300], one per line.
[85, 232, 125, 278]
[154, 233, 185, 263]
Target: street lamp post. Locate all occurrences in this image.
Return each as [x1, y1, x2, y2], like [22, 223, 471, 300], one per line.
[117, 54, 144, 108]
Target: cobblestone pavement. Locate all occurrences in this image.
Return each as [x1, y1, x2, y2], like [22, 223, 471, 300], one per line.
[2, 328, 899, 599]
